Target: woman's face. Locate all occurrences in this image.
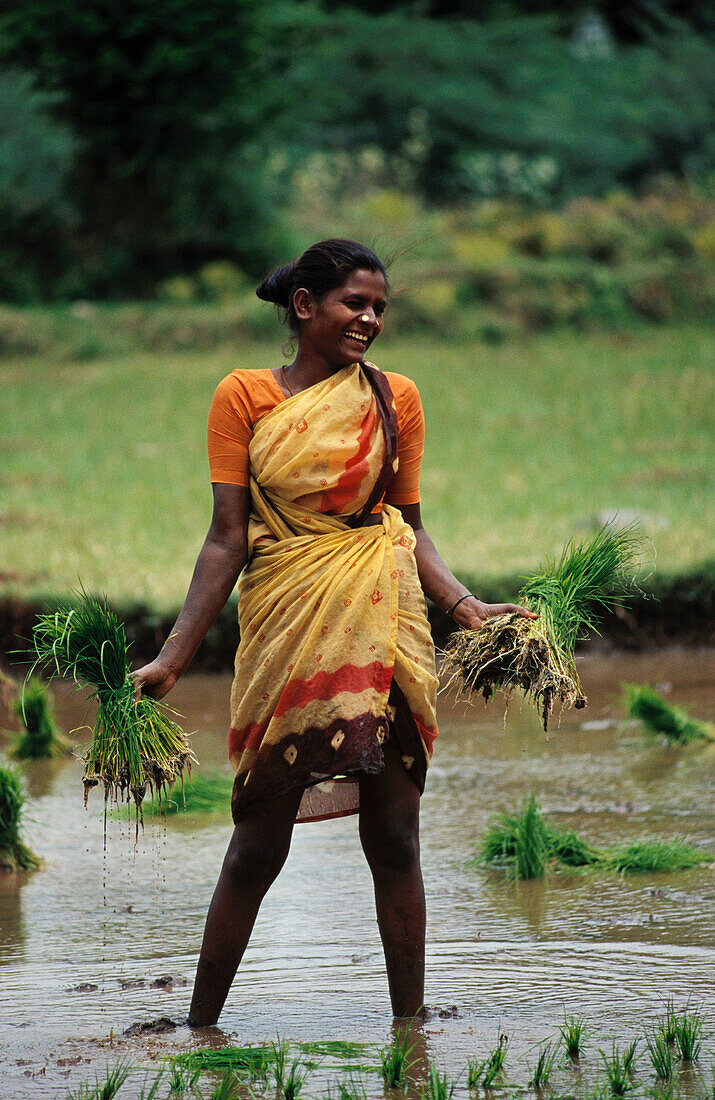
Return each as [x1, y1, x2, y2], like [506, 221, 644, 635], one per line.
[295, 268, 387, 368]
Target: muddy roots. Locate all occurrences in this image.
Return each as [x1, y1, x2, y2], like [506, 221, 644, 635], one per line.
[442, 613, 586, 731]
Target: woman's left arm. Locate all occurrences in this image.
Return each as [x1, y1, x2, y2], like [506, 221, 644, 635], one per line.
[399, 503, 536, 631]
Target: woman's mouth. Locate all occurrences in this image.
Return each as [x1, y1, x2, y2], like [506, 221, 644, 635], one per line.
[343, 329, 370, 348]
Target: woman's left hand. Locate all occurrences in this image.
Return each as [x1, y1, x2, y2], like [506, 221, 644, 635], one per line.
[453, 597, 538, 631]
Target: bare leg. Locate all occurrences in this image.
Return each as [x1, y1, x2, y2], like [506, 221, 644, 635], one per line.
[358, 740, 426, 1018]
[188, 785, 304, 1027]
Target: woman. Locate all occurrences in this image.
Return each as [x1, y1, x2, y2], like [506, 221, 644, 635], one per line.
[133, 239, 534, 1027]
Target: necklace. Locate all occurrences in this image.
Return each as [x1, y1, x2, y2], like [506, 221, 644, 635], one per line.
[281, 365, 295, 397]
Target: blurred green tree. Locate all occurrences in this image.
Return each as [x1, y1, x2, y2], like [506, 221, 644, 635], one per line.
[0, 68, 76, 300]
[0, 0, 286, 292]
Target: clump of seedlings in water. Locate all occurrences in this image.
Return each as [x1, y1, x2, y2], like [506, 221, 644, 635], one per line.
[467, 1034, 509, 1089]
[426, 1064, 455, 1100]
[624, 684, 714, 744]
[443, 522, 646, 731]
[601, 838, 709, 874]
[379, 1029, 415, 1087]
[274, 1053, 309, 1100]
[167, 1059, 201, 1092]
[0, 756, 41, 871]
[672, 1006, 704, 1062]
[66, 1060, 131, 1099]
[599, 1041, 637, 1096]
[29, 591, 195, 820]
[657, 997, 679, 1044]
[173, 1045, 275, 1080]
[645, 1031, 673, 1080]
[527, 1041, 558, 1089]
[475, 794, 710, 879]
[9, 677, 71, 760]
[559, 1013, 586, 1058]
[331, 1078, 368, 1100]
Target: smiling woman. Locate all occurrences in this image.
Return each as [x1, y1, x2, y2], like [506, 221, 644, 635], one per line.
[132, 237, 534, 1027]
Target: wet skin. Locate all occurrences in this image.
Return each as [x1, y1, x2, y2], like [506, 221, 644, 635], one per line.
[132, 267, 535, 1026]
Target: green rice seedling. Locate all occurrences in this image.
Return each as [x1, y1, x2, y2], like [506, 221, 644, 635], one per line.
[546, 824, 602, 869]
[331, 1077, 368, 1100]
[276, 1059, 309, 1100]
[602, 838, 709, 874]
[426, 1064, 454, 1100]
[466, 1034, 508, 1089]
[10, 677, 71, 759]
[379, 1028, 416, 1087]
[208, 1071, 240, 1100]
[173, 1046, 275, 1079]
[479, 794, 550, 879]
[624, 684, 714, 744]
[29, 592, 195, 816]
[622, 1039, 638, 1073]
[657, 997, 679, 1044]
[67, 1060, 132, 1099]
[559, 1014, 587, 1057]
[138, 1068, 164, 1100]
[672, 1006, 704, 1062]
[645, 1031, 673, 1080]
[443, 522, 645, 730]
[528, 1041, 558, 1089]
[599, 1042, 633, 1096]
[296, 1041, 371, 1059]
[0, 756, 41, 870]
[167, 1059, 201, 1092]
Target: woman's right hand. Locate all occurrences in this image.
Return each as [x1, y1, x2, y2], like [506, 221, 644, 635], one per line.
[132, 659, 178, 702]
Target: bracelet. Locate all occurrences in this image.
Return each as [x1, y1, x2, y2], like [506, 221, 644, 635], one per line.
[448, 593, 477, 620]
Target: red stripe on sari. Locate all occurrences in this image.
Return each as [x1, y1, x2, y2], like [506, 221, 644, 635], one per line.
[273, 660, 393, 717]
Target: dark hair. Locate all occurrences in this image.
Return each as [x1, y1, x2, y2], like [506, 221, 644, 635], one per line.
[256, 239, 388, 332]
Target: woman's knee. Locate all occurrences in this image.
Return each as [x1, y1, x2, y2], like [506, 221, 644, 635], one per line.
[360, 816, 420, 875]
[221, 830, 291, 894]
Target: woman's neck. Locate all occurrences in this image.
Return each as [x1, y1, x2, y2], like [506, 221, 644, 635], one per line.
[284, 346, 351, 392]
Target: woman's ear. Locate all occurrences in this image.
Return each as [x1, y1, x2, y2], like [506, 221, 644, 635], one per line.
[292, 287, 312, 322]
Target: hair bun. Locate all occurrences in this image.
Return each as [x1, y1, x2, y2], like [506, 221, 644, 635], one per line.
[255, 261, 296, 307]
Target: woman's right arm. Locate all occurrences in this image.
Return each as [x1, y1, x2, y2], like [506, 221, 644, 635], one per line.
[133, 483, 250, 699]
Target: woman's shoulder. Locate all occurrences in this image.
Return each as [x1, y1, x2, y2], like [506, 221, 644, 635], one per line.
[210, 368, 283, 426]
[215, 367, 278, 396]
[382, 371, 422, 411]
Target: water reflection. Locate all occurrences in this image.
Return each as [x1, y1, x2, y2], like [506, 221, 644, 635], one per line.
[0, 647, 711, 1099]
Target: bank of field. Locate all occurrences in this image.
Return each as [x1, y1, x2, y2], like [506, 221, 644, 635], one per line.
[0, 325, 712, 612]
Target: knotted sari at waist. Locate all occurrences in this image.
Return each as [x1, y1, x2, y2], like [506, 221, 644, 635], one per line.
[228, 362, 438, 823]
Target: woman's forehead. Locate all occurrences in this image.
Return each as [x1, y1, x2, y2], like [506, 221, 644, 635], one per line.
[338, 268, 387, 298]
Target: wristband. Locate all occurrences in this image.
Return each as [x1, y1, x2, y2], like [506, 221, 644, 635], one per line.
[448, 593, 477, 620]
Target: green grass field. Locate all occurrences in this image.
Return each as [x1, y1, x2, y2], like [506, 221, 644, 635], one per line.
[1, 324, 712, 612]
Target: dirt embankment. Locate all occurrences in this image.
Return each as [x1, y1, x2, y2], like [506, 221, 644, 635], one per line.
[1, 569, 712, 676]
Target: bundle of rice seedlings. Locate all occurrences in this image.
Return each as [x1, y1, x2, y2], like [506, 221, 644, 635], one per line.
[601, 838, 709, 874]
[29, 592, 195, 814]
[0, 757, 42, 871]
[10, 677, 72, 760]
[624, 684, 715, 744]
[443, 522, 645, 730]
[476, 796, 709, 878]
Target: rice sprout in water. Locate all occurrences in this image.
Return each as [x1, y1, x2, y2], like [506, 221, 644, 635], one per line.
[10, 677, 71, 760]
[624, 684, 714, 743]
[475, 794, 710, 879]
[0, 757, 42, 871]
[443, 521, 646, 730]
[29, 591, 195, 820]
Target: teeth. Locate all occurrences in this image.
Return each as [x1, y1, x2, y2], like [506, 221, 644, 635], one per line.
[345, 332, 368, 342]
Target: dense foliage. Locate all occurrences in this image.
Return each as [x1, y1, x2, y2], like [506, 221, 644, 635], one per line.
[0, 1, 712, 299]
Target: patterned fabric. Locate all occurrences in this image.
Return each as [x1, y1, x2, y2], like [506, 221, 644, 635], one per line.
[228, 362, 439, 823]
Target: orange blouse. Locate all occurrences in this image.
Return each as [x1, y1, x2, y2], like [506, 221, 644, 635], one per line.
[207, 368, 424, 510]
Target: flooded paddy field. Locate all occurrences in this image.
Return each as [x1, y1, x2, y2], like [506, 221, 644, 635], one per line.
[1, 647, 713, 1098]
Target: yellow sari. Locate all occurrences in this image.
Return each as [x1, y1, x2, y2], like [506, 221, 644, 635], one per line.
[228, 362, 438, 822]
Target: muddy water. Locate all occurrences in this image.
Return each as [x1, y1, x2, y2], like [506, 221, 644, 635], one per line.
[1, 647, 713, 1099]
